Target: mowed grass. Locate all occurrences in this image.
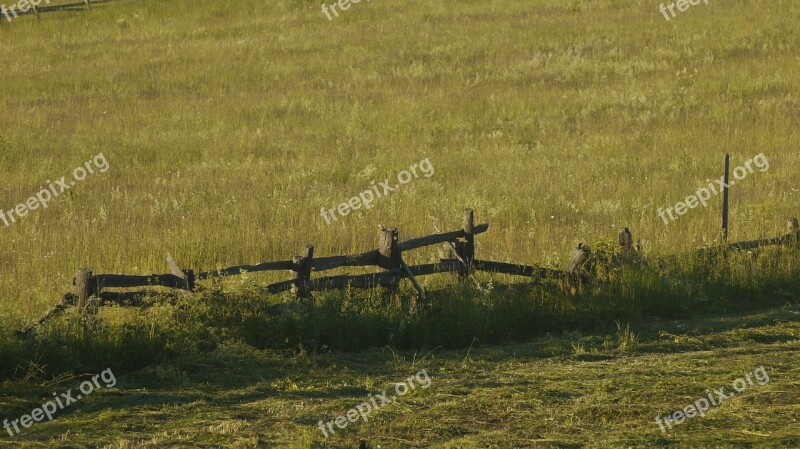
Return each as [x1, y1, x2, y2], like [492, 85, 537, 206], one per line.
[1, 305, 799, 448]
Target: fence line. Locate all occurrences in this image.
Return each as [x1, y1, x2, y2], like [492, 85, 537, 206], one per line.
[16, 208, 800, 338]
[1, 0, 111, 22]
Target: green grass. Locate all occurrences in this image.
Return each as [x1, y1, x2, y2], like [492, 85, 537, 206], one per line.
[1, 0, 800, 446]
[0, 0, 798, 328]
[2, 305, 799, 448]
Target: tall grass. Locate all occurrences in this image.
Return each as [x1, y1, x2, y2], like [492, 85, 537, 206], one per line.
[3, 241, 799, 382]
[0, 0, 798, 381]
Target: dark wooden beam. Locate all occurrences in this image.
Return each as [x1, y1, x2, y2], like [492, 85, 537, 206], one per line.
[197, 260, 294, 279]
[312, 251, 379, 272]
[97, 273, 189, 289]
[397, 223, 488, 252]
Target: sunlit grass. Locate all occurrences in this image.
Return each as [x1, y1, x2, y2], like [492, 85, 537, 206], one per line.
[0, 0, 798, 386]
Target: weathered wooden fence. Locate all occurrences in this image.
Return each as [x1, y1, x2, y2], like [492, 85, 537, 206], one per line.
[17, 207, 800, 338]
[67, 209, 578, 303]
[0, 0, 110, 22]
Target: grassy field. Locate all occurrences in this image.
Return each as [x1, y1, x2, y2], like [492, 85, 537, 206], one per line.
[1, 306, 799, 448]
[1, 0, 799, 447]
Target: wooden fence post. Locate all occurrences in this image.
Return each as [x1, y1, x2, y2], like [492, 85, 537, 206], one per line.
[787, 218, 799, 244]
[291, 245, 314, 299]
[567, 244, 591, 290]
[722, 154, 730, 242]
[378, 226, 401, 291]
[75, 268, 94, 311]
[462, 209, 475, 277]
[85, 0, 91, 10]
[75, 268, 97, 333]
[619, 227, 639, 260]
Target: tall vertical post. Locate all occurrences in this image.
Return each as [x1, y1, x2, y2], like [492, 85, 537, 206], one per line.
[787, 218, 799, 244]
[618, 227, 637, 259]
[722, 154, 730, 242]
[378, 226, 401, 291]
[75, 268, 96, 333]
[291, 245, 314, 300]
[787, 218, 799, 234]
[463, 209, 475, 276]
[75, 269, 94, 311]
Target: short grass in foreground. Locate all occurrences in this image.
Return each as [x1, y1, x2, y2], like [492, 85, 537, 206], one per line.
[1, 305, 798, 448]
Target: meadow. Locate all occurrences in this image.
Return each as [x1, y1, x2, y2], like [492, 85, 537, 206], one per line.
[0, 0, 799, 447]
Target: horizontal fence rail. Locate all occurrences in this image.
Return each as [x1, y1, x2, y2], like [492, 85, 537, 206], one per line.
[0, 0, 112, 21]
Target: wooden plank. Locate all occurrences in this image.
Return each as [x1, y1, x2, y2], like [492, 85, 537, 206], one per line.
[16, 293, 75, 338]
[264, 278, 297, 294]
[197, 260, 294, 279]
[397, 223, 488, 252]
[400, 257, 426, 301]
[702, 235, 787, 253]
[264, 261, 460, 294]
[97, 273, 189, 289]
[312, 251, 379, 272]
[405, 260, 460, 276]
[466, 259, 572, 280]
[306, 270, 403, 291]
[699, 220, 800, 253]
[6, 0, 112, 18]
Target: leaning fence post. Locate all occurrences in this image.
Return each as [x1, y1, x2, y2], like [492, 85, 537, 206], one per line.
[166, 253, 195, 292]
[291, 245, 314, 299]
[378, 226, 401, 292]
